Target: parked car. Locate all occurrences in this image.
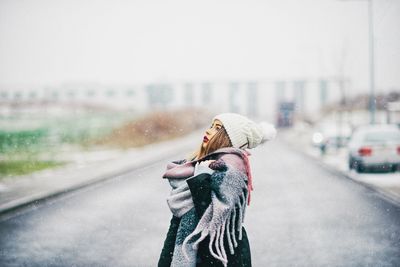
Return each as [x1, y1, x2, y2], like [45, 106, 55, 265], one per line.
[311, 122, 352, 154]
[348, 124, 400, 172]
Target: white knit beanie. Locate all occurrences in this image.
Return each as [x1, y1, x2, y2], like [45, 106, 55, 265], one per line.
[213, 113, 277, 149]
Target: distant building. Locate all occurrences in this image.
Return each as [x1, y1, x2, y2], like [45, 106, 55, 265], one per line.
[0, 78, 346, 123]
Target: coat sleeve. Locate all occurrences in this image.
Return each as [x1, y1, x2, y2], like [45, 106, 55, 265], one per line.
[158, 216, 181, 267]
[186, 173, 212, 218]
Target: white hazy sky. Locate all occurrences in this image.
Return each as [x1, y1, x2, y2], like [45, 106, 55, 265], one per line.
[0, 0, 399, 94]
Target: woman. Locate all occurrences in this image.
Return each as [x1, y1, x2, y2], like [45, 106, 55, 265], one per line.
[158, 113, 276, 267]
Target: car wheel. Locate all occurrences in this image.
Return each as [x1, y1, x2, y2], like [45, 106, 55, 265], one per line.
[354, 161, 364, 173]
[392, 164, 399, 172]
[349, 157, 356, 170]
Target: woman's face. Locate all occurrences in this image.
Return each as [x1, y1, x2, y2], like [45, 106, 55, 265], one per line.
[202, 119, 223, 149]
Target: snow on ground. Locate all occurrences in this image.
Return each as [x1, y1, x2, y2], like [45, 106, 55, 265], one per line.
[280, 127, 400, 206]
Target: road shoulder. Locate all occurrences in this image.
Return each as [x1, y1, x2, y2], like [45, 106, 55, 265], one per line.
[279, 128, 400, 208]
[0, 130, 201, 215]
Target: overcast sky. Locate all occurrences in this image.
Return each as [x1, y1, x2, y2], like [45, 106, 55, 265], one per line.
[0, 0, 399, 94]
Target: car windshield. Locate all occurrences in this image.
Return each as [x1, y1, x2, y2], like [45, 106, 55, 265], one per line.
[363, 130, 400, 143]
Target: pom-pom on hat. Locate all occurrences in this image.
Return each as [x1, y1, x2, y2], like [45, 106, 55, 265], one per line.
[213, 113, 277, 149]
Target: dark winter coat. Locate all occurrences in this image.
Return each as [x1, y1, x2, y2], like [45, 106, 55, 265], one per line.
[158, 149, 252, 267]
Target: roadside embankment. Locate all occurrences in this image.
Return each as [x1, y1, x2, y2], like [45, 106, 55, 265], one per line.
[0, 109, 210, 215]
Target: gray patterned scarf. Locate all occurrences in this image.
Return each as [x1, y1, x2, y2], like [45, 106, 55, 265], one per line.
[162, 148, 252, 267]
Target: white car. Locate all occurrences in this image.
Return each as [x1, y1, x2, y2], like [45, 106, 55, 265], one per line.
[348, 124, 400, 172]
[312, 122, 352, 152]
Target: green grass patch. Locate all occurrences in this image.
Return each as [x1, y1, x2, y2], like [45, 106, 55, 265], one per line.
[0, 129, 48, 153]
[0, 160, 64, 178]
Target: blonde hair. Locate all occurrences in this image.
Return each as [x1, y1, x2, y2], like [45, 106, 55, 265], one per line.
[189, 126, 232, 161]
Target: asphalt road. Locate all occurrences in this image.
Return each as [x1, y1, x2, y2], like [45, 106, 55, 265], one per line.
[0, 140, 399, 267]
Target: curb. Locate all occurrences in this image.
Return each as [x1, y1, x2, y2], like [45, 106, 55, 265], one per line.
[312, 154, 400, 208]
[0, 132, 200, 217]
[0, 152, 179, 216]
[278, 136, 400, 208]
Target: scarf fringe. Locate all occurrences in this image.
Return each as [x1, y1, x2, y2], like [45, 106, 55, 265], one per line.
[182, 190, 248, 267]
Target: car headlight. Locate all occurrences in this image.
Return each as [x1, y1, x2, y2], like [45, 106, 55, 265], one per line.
[312, 132, 324, 144]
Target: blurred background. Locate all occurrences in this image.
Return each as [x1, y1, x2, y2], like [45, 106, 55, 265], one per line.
[1, 0, 399, 178]
[1, 1, 400, 266]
